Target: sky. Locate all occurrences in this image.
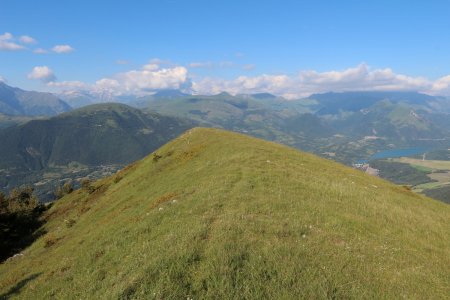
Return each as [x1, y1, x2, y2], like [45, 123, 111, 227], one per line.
[1, 0, 450, 98]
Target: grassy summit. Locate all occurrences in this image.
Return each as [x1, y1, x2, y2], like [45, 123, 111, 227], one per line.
[0, 128, 449, 299]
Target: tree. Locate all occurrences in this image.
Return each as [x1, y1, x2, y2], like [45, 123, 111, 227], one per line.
[0, 186, 45, 262]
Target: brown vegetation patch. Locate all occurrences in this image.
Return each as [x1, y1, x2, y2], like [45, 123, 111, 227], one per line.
[178, 144, 205, 163]
[149, 192, 179, 210]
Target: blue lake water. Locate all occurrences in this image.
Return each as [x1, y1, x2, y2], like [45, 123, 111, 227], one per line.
[356, 147, 427, 164]
[370, 148, 427, 160]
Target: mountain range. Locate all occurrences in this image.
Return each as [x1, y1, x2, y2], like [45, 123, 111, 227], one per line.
[0, 103, 194, 171]
[0, 103, 195, 200]
[2, 82, 450, 202]
[0, 82, 71, 116]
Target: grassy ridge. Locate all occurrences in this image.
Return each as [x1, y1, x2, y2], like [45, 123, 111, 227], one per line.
[0, 128, 449, 299]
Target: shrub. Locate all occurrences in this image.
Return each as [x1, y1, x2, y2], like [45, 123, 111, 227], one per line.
[114, 175, 123, 184]
[81, 178, 91, 189]
[63, 181, 74, 194]
[64, 218, 76, 228]
[54, 186, 64, 200]
[43, 235, 58, 248]
[0, 186, 45, 261]
[153, 153, 162, 162]
[54, 181, 74, 200]
[81, 178, 95, 193]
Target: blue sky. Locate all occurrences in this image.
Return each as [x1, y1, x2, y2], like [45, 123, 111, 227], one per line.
[1, 0, 450, 97]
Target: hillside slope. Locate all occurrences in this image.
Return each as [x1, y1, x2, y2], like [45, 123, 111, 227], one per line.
[0, 103, 195, 170]
[0, 128, 449, 299]
[0, 82, 71, 116]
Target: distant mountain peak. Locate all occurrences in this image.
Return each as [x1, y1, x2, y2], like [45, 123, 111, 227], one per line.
[251, 92, 278, 99]
[153, 89, 190, 98]
[0, 82, 71, 116]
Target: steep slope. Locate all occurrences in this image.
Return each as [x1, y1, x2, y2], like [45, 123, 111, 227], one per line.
[0, 82, 71, 116]
[0, 103, 195, 171]
[0, 128, 448, 299]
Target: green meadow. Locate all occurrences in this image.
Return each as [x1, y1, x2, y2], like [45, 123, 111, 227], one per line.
[1, 128, 449, 299]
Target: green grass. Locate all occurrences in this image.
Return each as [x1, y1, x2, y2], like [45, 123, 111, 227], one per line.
[414, 181, 447, 190]
[0, 128, 449, 299]
[410, 164, 434, 173]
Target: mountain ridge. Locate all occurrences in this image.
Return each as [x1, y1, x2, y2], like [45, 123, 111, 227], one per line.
[0, 128, 448, 299]
[0, 82, 71, 116]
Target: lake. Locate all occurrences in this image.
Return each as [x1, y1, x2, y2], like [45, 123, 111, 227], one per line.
[370, 147, 427, 160]
[356, 147, 427, 164]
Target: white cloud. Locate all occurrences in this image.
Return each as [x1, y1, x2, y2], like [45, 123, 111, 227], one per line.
[192, 64, 440, 98]
[19, 35, 37, 44]
[0, 76, 6, 83]
[28, 66, 56, 83]
[47, 63, 190, 96]
[43, 61, 450, 98]
[142, 63, 159, 71]
[0, 33, 13, 40]
[430, 75, 450, 95]
[94, 65, 189, 95]
[47, 80, 88, 89]
[33, 48, 49, 54]
[0, 32, 25, 51]
[52, 44, 74, 53]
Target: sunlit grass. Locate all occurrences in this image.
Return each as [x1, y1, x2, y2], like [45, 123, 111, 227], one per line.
[1, 128, 449, 299]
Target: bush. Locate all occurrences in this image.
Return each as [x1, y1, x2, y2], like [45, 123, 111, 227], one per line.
[64, 218, 76, 228]
[63, 181, 74, 194]
[54, 181, 74, 200]
[43, 234, 57, 248]
[114, 175, 123, 184]
[54, 186, 64, 200]
[0, 186, 45, 261]
[153, 153, 162, 162]
[81, 178, 95, 193]
[81, 178, 90, 189]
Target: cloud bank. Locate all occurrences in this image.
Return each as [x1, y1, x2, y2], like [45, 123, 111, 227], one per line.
[192, 64, 440, 98]
[44, 61, 450, 99]
[46, 62, 190, 96]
